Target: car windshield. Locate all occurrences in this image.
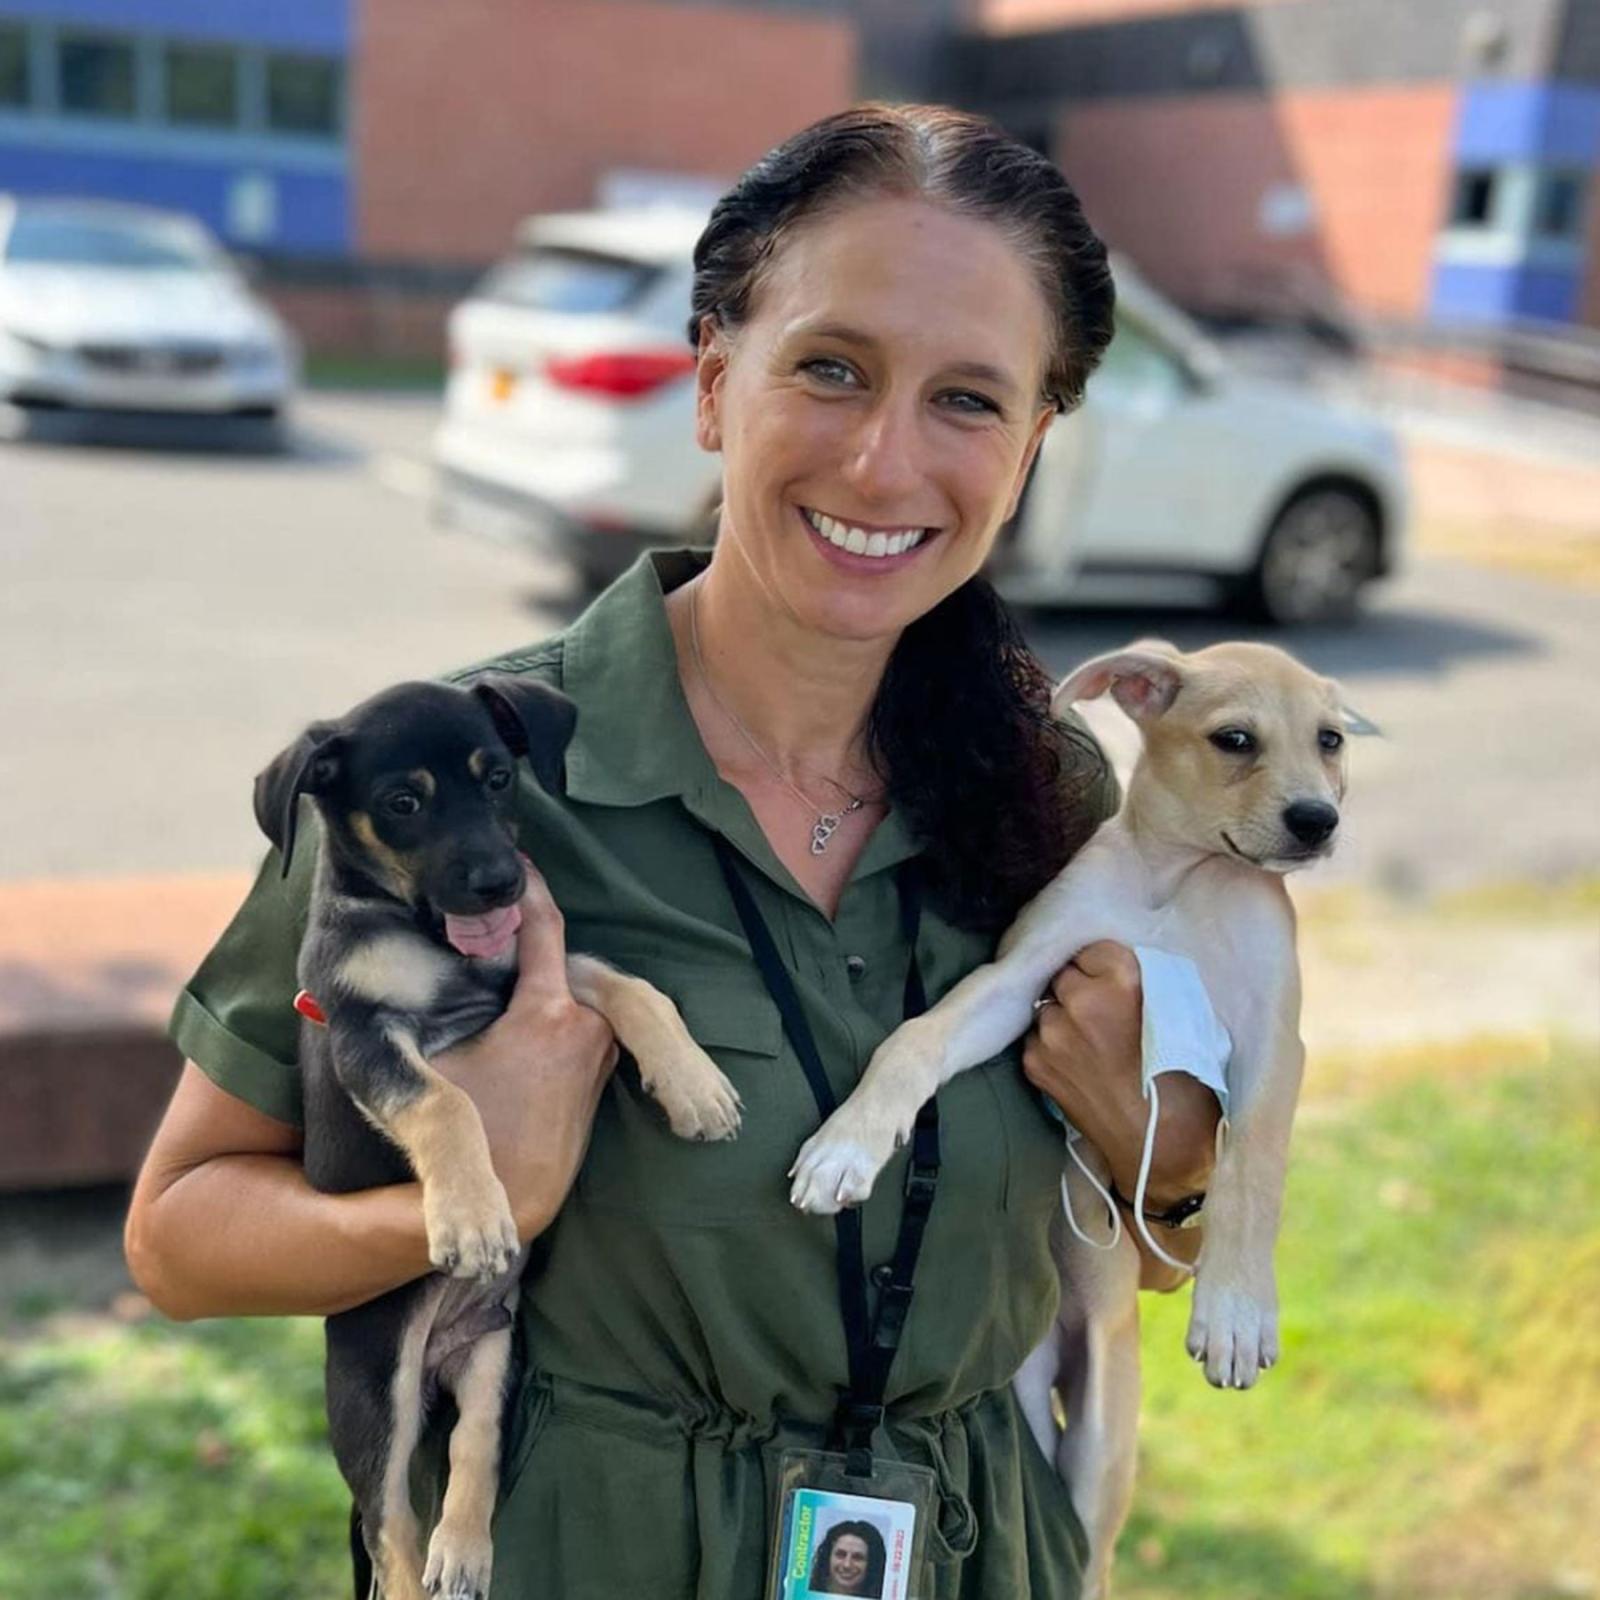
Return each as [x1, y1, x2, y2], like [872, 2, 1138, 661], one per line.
[5, 211, 220, 271]
[476, 247, 658, 315]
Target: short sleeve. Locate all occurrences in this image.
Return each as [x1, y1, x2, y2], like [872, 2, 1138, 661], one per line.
[168, 823, 316, 1126]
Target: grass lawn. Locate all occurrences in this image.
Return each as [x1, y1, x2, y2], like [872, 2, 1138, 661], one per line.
[1, 1042, 1594, 1598]
[301, 351, 446, 392]
[1120, 1038, 1599, 1600]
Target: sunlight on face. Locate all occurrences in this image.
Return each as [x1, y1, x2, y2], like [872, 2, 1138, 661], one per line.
[697, 194, 1056, 643]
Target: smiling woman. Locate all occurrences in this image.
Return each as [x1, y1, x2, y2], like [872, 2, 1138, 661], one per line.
[681, 106, 1117, 928]
[127, 103, 1227, 1600]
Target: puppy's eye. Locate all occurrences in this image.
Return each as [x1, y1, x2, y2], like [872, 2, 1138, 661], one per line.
[1209, 728, 1257, 755]
[384, 792, 422, 817]
[485, 769, 513, 792]
[1318, 728, 1345, 753]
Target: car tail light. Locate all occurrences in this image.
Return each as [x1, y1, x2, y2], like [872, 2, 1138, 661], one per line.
[545, 348, 695, 399]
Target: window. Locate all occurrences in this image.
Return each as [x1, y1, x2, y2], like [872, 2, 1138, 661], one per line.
[0, 23, 28, 109]
[58, 33, 137, 118]
[477, 249, 659, 315]
[165, 43, 238, 128]
[265, 53, 340, 137]
[1450, 168, 1497, 228]
[1093, 321, 1188, 409]
[1534, 171, 1586, 240]
[5, 207, 218, 271]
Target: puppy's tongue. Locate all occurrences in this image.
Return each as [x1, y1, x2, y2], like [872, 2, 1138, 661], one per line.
[444, 903, 522, 959]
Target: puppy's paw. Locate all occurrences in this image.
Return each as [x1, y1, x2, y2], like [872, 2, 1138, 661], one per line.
[424, 1520, 493, 1600]
[377, 1535, 430, 1600]
[424, 1177, 520, 1282]
[640, 1044, 743, 1142]
[789, 1110, 897, 1215]
[1185, 1274, 1279, 1390]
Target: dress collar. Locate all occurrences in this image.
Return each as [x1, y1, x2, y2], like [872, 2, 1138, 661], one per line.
[561, 549, 921, 893]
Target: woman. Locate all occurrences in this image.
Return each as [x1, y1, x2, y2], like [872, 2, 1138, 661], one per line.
[811, 1519, 886, 1597]
[125, 104, 1221, 1597]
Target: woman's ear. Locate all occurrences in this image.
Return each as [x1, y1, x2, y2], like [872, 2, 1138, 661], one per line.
[694, 315, 727, 453]
[1002, 405, 1057, 524]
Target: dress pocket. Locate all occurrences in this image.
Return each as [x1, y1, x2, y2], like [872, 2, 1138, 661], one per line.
[573, 964, 817, 1226]
[670, 978, 783, 1059]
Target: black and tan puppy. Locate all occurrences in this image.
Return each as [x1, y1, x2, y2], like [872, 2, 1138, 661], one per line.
[255, 674, 740, 1600]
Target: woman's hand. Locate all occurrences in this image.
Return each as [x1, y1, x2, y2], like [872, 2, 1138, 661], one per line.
[1022, 942, 1221, 1277]
[433, 863, 617, 1240]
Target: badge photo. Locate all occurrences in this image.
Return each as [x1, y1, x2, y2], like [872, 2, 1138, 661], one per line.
[775, 1485, 917, 1600]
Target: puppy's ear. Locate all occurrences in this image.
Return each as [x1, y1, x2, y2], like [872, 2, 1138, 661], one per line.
[471, 675, 578, 792]
[253, 723, 341, 877]
[1052, 644, 1183, 723]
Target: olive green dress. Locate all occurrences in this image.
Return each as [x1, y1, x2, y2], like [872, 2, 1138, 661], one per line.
[170, 551, 1117, 1599]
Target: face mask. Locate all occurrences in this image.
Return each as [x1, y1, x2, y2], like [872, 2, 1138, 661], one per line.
[1055, 946, 1231, 1272]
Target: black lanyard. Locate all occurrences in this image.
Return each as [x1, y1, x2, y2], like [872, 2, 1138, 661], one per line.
[712, 835, 939, 1474]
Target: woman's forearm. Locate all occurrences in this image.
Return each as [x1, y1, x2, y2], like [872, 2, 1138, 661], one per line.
[127, 1001, 612, 1323]
[128, 1150, 434, 1320]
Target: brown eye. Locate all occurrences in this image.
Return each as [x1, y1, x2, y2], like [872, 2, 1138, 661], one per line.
[1319, 728, 1345, 753]
[485, 769, 513, 791]
[1210, 727, 1256, 755]
[385, 792, 422, 817]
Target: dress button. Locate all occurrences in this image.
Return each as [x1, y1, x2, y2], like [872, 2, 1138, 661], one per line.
[845, 955, 867, 980]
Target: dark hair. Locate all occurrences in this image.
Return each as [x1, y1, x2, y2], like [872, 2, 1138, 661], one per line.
[810, 1518, 887, 1597]
[690, 104, 1117, 930]
[690, 102, 1116, 414]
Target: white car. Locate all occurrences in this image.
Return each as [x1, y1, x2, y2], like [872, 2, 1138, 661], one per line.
[436, 209, 1407, 624]
[0, 196, 297, 420]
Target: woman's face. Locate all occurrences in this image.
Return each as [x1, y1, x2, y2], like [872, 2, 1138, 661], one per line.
[696, 194, 1057, 643]
[828, 1532, 870, 1592]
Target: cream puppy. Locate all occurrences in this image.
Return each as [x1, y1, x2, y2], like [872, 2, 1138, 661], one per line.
[789, 638, 1358, 1596]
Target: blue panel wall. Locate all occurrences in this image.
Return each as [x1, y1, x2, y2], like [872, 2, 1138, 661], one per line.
[0, 2, 351, 254]
[0, 1, 347, 54]
[1430, 260, 1581, 324]
[1433, 81, 1598, 325]
[0, 143, 349, 252]
[1453, 81, 1600, 164]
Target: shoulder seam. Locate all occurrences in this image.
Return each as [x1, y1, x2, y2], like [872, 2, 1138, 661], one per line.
[443, 639, 565, 685]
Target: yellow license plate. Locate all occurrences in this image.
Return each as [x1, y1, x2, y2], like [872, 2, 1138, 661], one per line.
[489, 369, 515, 403]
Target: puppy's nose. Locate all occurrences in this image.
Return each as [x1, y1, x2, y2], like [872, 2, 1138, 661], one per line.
[464, 862, 521, 907]
[1283, 800, 1339, 847]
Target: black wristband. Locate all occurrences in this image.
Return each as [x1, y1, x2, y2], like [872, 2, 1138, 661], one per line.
[1110, 1182, 1206, 1231]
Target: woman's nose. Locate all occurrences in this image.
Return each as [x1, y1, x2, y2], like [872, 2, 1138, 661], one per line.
[841, 393, 926, 504]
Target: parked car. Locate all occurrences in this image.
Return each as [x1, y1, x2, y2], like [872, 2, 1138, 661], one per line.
[0, 196, 297, 421]
[435, 209, 1406, 624]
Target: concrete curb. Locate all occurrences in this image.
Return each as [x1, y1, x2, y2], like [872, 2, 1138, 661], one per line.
[0, 876, 250, 1191]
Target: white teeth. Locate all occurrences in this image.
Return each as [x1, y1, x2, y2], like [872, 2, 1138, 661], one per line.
[803, 508, 929, 559]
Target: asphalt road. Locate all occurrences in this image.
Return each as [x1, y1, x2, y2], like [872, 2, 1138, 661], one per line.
[4, 392, 1596, 894]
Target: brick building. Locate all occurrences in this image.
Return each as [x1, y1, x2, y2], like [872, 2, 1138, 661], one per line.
[952, 0, 1600, 331]
[0, 0, 863, 349]
[2, 0, 1596, 350]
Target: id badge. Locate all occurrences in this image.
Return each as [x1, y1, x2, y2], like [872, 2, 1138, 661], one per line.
[766, 1448, 936, 1600]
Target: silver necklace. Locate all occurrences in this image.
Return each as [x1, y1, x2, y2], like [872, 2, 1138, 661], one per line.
[688, 581, 866, 856]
